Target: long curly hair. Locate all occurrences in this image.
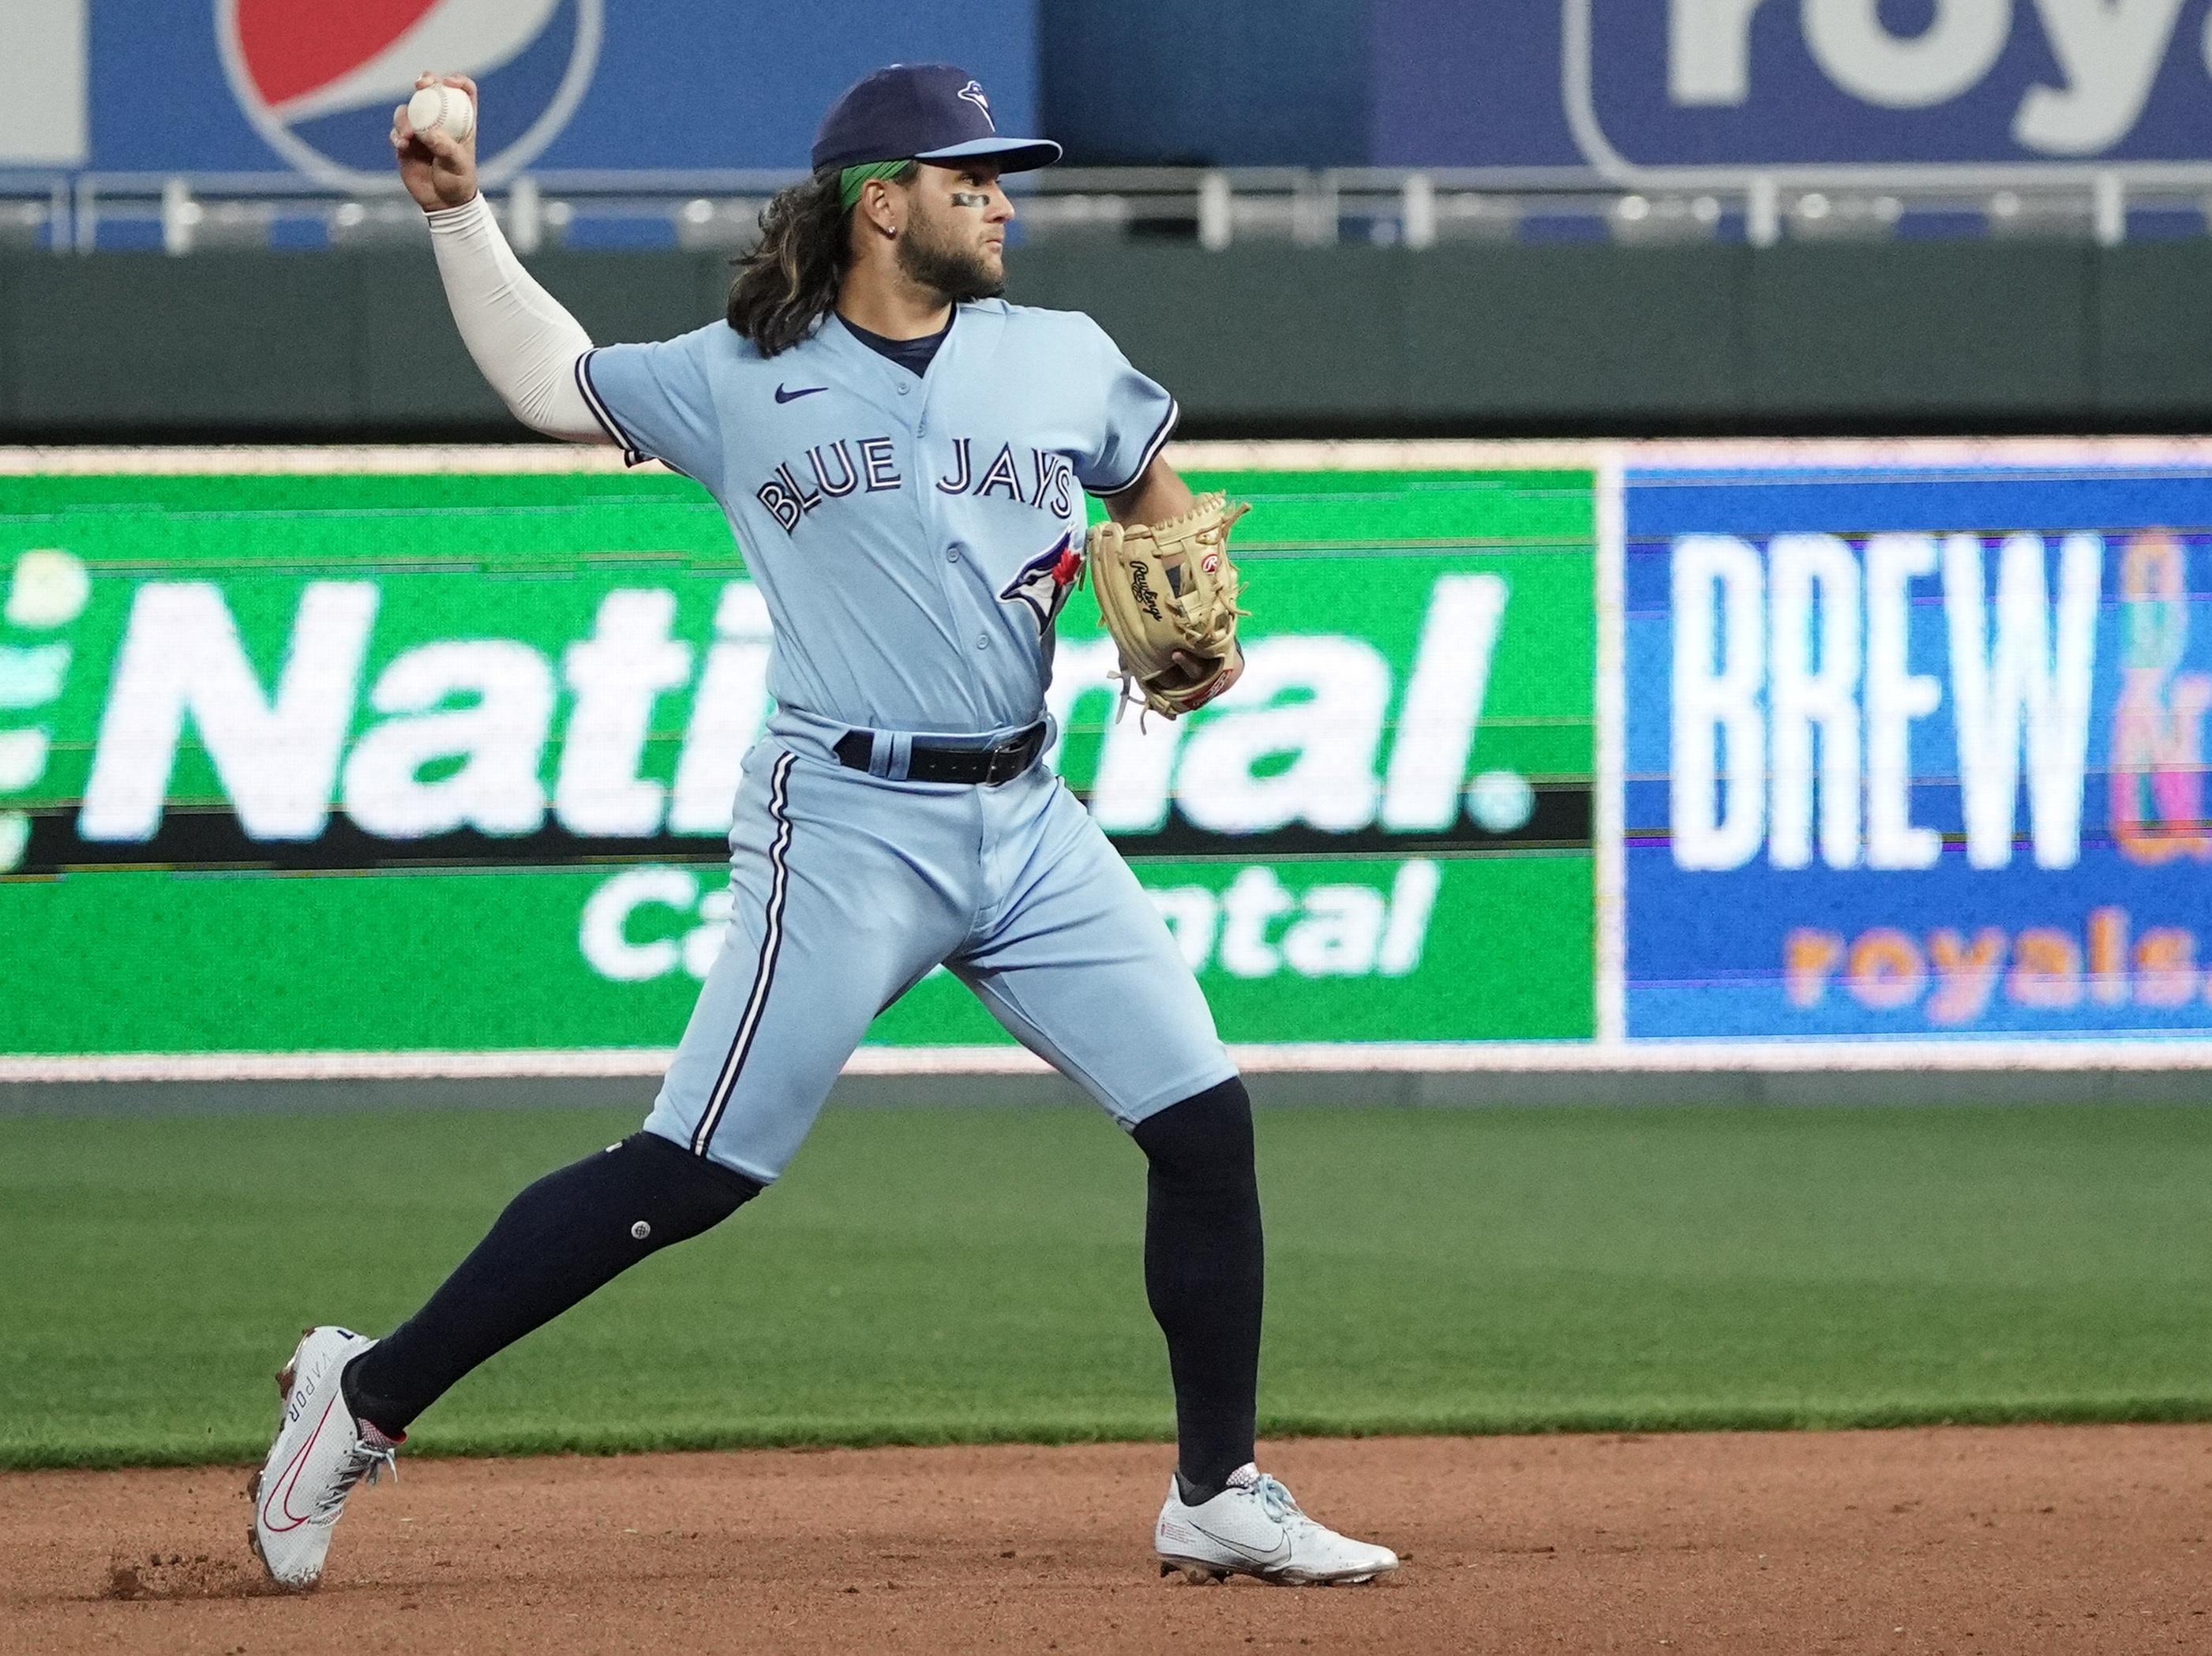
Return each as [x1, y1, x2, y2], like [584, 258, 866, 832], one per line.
[725, 163, 916, 357]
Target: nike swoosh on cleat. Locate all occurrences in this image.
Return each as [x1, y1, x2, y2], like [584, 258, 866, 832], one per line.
[266, 1396, 339, 1530]
[774, 384, 827, 403]
[1194, 1525, 1292, 1566]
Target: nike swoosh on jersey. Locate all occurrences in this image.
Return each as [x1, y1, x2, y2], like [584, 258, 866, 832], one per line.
[774, 384, 827, 403]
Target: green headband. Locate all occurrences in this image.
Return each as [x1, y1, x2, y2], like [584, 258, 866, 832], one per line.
[839, 159, 910, 211]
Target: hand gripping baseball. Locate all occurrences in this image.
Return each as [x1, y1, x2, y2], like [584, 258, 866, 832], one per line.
[1086, 493, 1251, 719]
[392, 73, 481, 212]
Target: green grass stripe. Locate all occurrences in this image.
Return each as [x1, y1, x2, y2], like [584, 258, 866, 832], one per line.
[5, 1100, 2211, 1471]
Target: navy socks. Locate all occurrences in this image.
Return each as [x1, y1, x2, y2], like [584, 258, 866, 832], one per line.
[1133, 1077, 1265, 1503]
[343, 1132, 759, 1435]
[340, 1083, 1265, 1496]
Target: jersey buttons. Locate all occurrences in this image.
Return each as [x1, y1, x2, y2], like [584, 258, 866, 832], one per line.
[947, 545, 962, 564]
[976, 633, 991, 650]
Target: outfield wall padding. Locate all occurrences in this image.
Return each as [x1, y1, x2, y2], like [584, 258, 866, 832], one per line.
[9, 438, 2212, 1078]
[12, 242, 2212, 437]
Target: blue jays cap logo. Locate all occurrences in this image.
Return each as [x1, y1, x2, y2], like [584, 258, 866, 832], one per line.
[957, 81, 993, 128]
[216, 0, 602, 186]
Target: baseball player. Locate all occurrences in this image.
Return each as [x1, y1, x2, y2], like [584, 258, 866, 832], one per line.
[249, 64, 1394, 1593]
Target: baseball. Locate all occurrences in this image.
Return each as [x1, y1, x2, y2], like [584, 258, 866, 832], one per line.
[407, 83, 474, 143]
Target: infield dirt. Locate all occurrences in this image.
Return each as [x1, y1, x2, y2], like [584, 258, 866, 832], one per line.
[7, 1426, 2209, 1654]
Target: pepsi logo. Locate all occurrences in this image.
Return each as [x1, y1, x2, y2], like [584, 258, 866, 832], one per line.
[216, 0, 602, 186]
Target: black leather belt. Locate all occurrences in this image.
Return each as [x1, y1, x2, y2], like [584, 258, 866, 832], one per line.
[833, 721, 1048, 786]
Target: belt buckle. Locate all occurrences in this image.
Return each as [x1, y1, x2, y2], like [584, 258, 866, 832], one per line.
[984, 727, 1033, 786]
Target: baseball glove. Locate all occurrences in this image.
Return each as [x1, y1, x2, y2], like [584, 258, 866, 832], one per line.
[1085, 492, 1250, 718]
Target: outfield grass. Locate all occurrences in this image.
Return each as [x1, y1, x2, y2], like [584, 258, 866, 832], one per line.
[4, 1100, 2212, 1469]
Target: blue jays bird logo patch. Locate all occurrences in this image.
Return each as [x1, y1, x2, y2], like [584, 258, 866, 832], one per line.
[999, 533, 1082, 633]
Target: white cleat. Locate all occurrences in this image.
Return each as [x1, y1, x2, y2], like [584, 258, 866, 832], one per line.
[246, 1326, 401, 1590]
[1154, 1462, 1398, 1586]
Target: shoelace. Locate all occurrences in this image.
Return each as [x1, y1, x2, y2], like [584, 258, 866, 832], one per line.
[1247, 1473, 1312, 1530]
[313, 1436, 398, 1519]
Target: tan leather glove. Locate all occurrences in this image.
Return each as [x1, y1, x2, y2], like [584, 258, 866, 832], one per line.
[1085, 492, 1250, 718]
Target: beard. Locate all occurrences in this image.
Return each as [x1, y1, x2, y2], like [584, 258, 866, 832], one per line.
[896, 204, 1004, 303]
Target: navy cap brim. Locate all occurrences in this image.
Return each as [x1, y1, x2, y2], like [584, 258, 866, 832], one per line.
[914, 136, 1063, 173]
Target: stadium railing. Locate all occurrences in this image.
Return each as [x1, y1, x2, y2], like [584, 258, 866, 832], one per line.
[8, 166, 2212, 256]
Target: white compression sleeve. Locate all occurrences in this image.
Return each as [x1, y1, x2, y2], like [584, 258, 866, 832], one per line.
[426, 194, 610, 445]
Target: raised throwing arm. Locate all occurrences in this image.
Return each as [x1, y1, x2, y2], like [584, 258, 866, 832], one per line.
[392, 73, 609, 446]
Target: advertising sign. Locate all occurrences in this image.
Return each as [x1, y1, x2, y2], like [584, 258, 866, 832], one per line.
[0, 1, 1037, 182]
[18, 4, 2206, 183]
[1625, 457, 2212, 1040]
[0, 459, 1595, 1056]
[1374, 2, 2212, 173]
[1573, 0, 2212, 174]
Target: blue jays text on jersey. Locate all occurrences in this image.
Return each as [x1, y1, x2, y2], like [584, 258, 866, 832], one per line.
[752, 437, 1080, 534]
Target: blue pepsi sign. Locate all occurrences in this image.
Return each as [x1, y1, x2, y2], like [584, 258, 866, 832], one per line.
[7, 0, 1037, 182]
[1573, 0, 2212, 172]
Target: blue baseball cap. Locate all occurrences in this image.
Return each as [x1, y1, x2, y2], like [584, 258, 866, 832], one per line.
[811, 64, 1061, 174]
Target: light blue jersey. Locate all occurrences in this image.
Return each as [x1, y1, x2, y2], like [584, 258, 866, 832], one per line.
[580, 302, 1179, 736]
[580, 302, 1228, 1182]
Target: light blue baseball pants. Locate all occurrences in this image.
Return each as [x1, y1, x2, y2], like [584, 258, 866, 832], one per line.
[643, 714, 1235, 1182]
